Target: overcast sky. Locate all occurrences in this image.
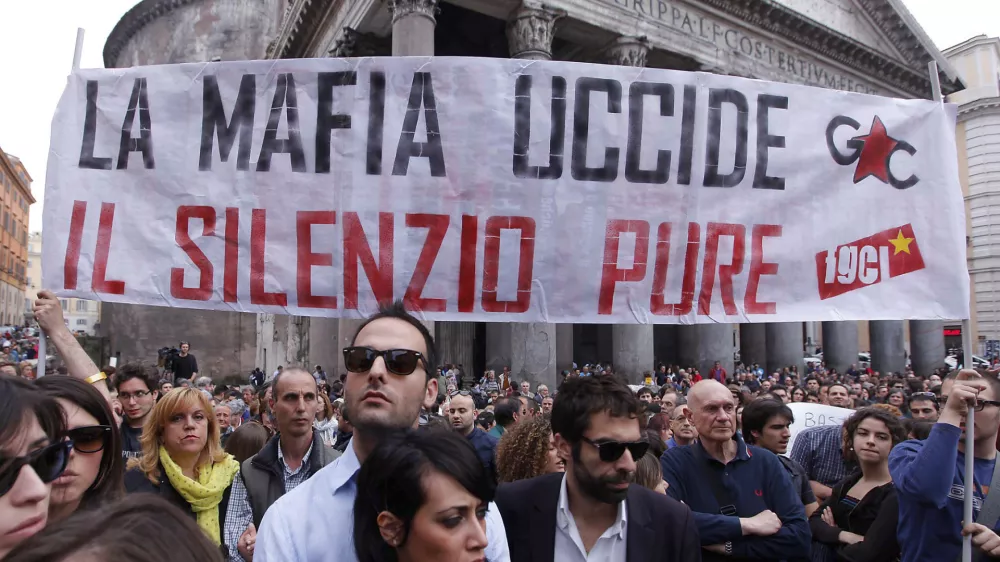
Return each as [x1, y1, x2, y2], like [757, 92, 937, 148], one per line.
[0, 0, 997, 233]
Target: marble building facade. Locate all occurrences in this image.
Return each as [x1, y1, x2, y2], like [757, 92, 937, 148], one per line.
[101, 0, 962, 384]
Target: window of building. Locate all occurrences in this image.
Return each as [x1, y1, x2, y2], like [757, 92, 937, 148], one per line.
[60, 299, 67, 311]
[76, 319, 87, 326]
[75, 300, 87, 312]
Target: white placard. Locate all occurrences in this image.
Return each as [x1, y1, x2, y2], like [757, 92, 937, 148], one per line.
[43, 57, 969, 323]
[786, 402, 854, 453]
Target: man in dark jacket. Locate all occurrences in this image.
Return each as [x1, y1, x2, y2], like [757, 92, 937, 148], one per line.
[448, 391, 498, 480]
[223, 368, 341, 562]
[495, 375, 700, 562]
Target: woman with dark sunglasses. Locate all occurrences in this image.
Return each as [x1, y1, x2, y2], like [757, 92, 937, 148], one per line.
[0, 375, 71, 559]
[34, 376, 124, 523]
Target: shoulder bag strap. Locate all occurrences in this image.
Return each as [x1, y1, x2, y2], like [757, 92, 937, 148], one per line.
[704, 465, 740, 517]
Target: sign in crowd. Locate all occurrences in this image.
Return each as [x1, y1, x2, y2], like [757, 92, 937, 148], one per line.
[43, 57, 968, 322]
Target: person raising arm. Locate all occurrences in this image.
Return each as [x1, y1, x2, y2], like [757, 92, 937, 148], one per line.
[31, 291, 108, 405]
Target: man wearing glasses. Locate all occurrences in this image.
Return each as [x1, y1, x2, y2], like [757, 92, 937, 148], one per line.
[890, 369, 1000, 561]
[495, 374, 699, 561]
[112, 364, 159, 461]
[907, 392, 940, 421]
[448, 390, 499, 479]
[661, 380, 810, 561]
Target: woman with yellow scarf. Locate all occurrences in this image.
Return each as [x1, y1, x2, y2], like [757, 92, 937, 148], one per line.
[124, 387, 240, 556]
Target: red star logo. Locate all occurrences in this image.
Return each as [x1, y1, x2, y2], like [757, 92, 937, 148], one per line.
[851, 116, 899, 184]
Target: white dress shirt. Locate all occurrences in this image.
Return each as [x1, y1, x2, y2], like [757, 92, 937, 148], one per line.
[554, 474, 628, 562]
[254, 438, 511, 562]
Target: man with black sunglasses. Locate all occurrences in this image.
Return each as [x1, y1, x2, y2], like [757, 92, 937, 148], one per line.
[495, 374, 699, 561]
[661, 380, 810, 561]
[254, 301, 510, 562]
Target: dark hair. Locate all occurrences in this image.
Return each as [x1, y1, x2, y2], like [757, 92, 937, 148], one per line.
[770, 384, 788, 394]
[256, 381, 272, 402]
[158, 379, 173, 392]
[842, 406, 907, 462]
[339, 403, 351, 424]
[0, 375, 65, 452]
[905, 419, 934, 441]
[3, 494, 223, 562]
[493, 397, 520, 428]
[658, 386, 677, 399]
[34, 376, 124, 510]
[636, 386, 654, 398]
[741, 398, 794, 445]
[828, 383, 850, 395]
[634, 452, 663, 491]
[805, 375, 819, 385]
[644, 429, 666, 459]
[353, 429, 494, 562]
[647, 413, 670, 434]
[550, 375, 640, 444]
[112, 363, 157, 393]
[223, 422, 270, 464]
[908, 393, 938, 409]
[476, 411, 494, 430]
[351, 300, 438, 381]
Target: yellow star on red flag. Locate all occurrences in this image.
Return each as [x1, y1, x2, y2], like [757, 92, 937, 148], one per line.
[889, 230, 914, 255]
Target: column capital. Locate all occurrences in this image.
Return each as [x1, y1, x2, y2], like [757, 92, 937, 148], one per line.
[507, 3, 565, 60]
[387, 0, 439, 25]
[605, 35, 650, 67]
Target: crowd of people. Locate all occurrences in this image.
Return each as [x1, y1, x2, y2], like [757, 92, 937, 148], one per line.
[4, 289, 1000, 561]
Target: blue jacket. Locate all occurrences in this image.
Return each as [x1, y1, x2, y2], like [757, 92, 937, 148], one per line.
[889, 424, 999, 562]
[660, 437, 811, 560]
[466, 427, 499, 480]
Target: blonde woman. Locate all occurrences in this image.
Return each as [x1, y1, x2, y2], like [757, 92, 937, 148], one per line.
[123, 388, 239, 553]
[314, 392, 338, 447]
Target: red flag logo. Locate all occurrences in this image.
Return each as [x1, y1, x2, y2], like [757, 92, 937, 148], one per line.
[815, 224, 925, 299]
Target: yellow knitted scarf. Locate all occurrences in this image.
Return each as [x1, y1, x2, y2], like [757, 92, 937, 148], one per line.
[159, 446, 240, 545]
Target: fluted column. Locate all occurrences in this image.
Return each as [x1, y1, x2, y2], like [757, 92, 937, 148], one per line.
[822, 321, 858, 374]
[388, 0, 438, 57]
[506, 3, 564, 60]
[604, 35, 654, 383]
[766, 322, 803, 376]
[909, 320, 945, 376]
[870, 320, 906, 375]
[678, 324, 735, 379]
[437, 322, 476, 385]
[740, 324, 767, 367]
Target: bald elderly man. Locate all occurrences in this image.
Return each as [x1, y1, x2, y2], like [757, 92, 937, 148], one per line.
[660, 380, 810, 562]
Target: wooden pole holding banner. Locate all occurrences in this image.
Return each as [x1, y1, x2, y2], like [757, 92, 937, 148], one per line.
[38, 28, 85, 378]
[930, 59, 974, 562]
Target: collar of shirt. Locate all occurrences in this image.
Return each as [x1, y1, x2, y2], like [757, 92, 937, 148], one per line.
[692, 434, 752, 466]
[277, 438, 315, 478]
[556, 472, 627, 540]
[325, 437, 360, 494]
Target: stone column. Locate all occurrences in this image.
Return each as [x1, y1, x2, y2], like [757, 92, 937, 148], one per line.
[482, 1, 564, 390]
[765, 322, 803, 375]
[506, 3, 564, 60]
[556, 324, 574, 371]
[909, 320, 945, 376]
[613, 325, 655, 383]
[388, 0, 438, 56]
[822, 321, 858, 374]
[739, 324, 767, 367]
[437, 322, 476, 383]
[870, 320, 906, 375]
[335, 318, 366, 377]
[308, 318, 339, 377]
[603, 36, 654, 383]
[678, 324, 735, 379]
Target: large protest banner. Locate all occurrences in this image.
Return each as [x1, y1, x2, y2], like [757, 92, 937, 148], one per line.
[42, 57, 969, 323]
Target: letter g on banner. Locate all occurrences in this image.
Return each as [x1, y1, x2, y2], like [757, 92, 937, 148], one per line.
[825, 115, 919, 190]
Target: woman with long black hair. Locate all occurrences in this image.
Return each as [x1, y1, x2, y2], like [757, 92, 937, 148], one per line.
[34, 376, 124, 523]
[353, 429, 493, 562]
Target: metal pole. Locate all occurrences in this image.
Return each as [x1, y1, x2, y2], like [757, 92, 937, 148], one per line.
[931, 59, 975, 562]
[72, 28, 85, 72]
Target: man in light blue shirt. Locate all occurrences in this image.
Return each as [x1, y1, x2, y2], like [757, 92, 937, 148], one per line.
[255, 302, 510, 562]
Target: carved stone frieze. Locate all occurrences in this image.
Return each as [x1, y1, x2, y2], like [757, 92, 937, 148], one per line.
[328, 27, 390, 58]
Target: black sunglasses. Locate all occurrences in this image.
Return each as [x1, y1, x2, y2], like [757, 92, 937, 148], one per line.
[343, 346, 427, 376]
[580, 436, 649, 463]
[450, 390, 472, 398]
[941, 395, 1000, 412]
[67, 425, 112, 454]
[0, 440, 72, 497]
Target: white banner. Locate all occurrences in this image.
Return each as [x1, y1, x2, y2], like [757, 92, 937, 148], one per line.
[43, 56, 969, 323]
[786, 402, 853, 453]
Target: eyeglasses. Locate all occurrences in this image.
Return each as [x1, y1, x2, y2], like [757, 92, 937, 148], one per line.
[941, 395, 1000, 412]
[343, 346, 427, 376]
[67, 425, 112, 454]
[118, 390, 152, 402]
[0, 441, 72, 497]
[450, 390, 471, 398]
[580, 436, 649, 463]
